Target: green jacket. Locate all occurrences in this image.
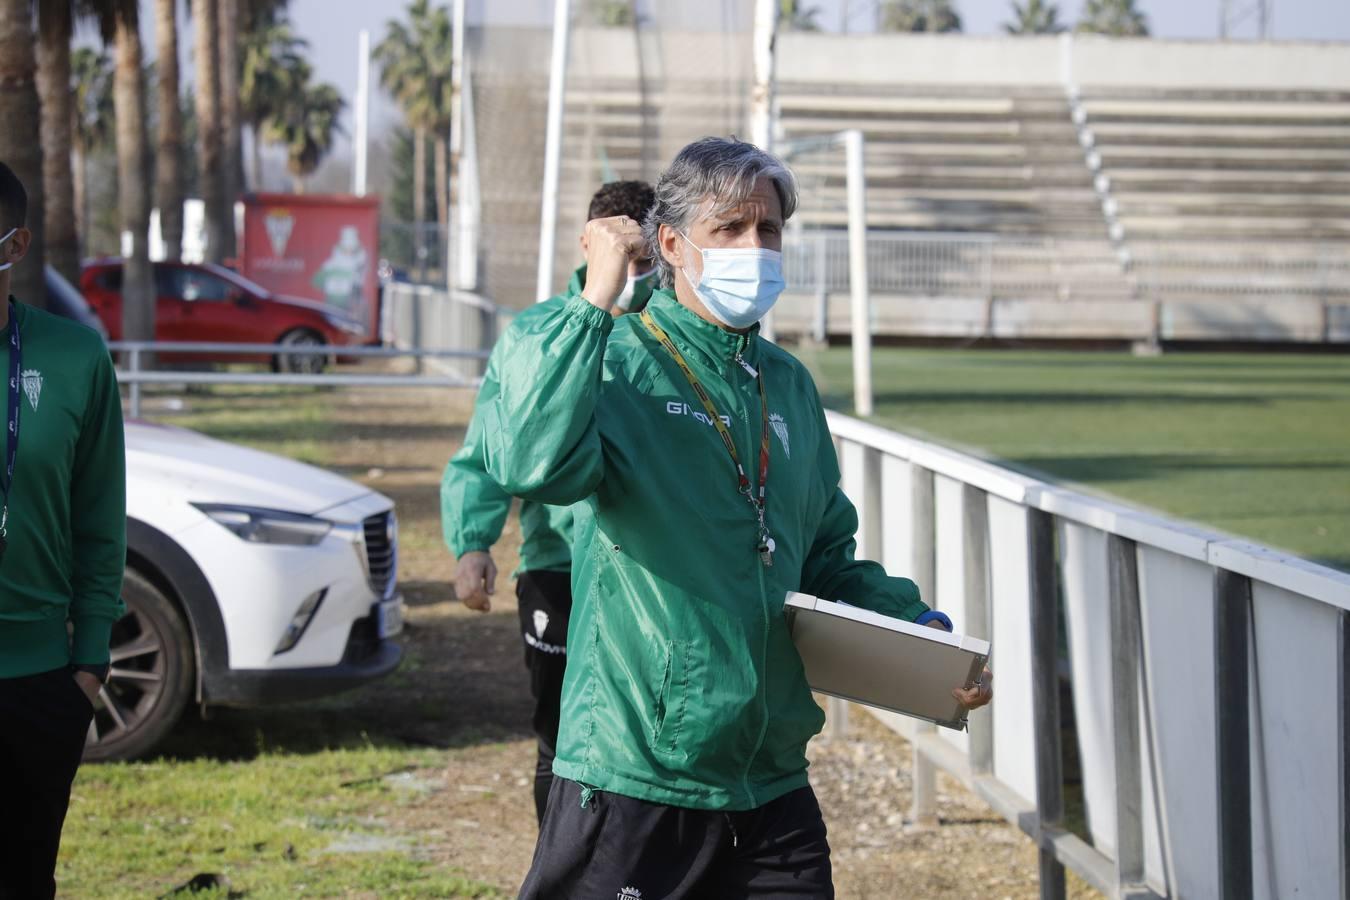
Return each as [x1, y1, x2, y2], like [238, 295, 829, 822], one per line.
[441, 265, 656, 573]
[482, 289, 928, 811]
[0, 300, 126, 678]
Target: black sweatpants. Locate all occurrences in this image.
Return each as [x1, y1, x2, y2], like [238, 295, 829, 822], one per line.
[515, 569, 573, 824]
[0, 667, 95, 900]
[519, 779, 834, 899]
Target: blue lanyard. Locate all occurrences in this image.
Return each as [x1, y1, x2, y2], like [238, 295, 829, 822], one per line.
[2, 300, 21, 527]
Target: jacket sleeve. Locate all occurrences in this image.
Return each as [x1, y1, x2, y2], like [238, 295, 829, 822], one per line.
[482, 295, 612, 506]
[798, 404, 930, 623]
[69, 348, 127, 665]
[441, 333, 513, 558]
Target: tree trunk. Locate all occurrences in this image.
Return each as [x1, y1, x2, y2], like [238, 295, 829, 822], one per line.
[155, 0, 184, 261]
[413, 124, 426, 259]
[73, 147, 87, 257]
[193, 0, 224, 262]
[0, 0, 46, 307]
[216, 0, 240, 258]
[250, 124, 264, 190]
[36, 3, 78, 287]
[434, 131, 449, 235]
[114, 9, 155, 347]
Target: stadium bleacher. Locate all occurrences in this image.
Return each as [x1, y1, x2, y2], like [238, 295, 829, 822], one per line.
[464, 30, 1350, 342]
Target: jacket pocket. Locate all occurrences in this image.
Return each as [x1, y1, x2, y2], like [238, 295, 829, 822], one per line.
[652, 640, 691, 759]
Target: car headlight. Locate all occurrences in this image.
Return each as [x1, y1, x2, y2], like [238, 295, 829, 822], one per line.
[192, 504, 334, 546]
[322, 312, 365, 336]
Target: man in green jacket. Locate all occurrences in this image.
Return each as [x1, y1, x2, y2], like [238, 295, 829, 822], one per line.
[486, 139, 991, 897]
[442, 180, 656, 824]
[0, 162, 127, 898]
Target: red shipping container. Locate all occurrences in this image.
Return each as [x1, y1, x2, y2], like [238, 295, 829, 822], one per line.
[240, 193, 381, 338]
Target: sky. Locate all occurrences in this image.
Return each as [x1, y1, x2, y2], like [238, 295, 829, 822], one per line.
[76, 0, 1350, 192]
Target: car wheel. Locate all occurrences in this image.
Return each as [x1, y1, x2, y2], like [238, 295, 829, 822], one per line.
[82, 569, 195, 762]
[274, 328, 328, 375]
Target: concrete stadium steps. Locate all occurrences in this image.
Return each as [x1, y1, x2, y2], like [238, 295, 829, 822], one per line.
[772, 85, 1104, 240]
[1081, 88, 1350, 252]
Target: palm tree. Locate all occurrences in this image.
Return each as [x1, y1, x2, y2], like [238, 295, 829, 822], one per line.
[880, 0, 963, 32]
[0, 0, 46, 306]
[375, 1, 453, 242]
[1076, 0, 1149, 37]
[154, 0, 185, 260]
[589, 0, 634, 26]
[192, 0, 227, 262]
[267, 72, 345, 193]
[780, 0, 822, 31]
[87, 0, 155, 344]
[217, 0, 240, 257]
[1005, 0, 1064, 34]
[36, 2, 80, 286]
[239, 14, 307, 189]
[72, 47, 115, 256]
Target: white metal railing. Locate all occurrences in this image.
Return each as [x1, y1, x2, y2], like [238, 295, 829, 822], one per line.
[784, 231, 1350, 302]
[110, 341, 486, 418]
[826, 409, 1350, 900]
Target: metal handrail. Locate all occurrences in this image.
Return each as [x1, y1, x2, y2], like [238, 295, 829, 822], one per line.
[828, 409, 1350, 899]
[112, 340, 486, 418]
[106, 340, 490, 358]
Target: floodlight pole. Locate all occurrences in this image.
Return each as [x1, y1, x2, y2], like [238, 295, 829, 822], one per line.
[751, 0, 780, 340]
[448, 0, 477, 291]
[536, 0, 572, 302]
[353, 30, 370, 196]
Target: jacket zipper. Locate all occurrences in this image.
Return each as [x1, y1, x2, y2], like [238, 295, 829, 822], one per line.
[730, 338, 772, 809]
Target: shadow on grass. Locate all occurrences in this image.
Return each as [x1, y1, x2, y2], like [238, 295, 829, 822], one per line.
[1008, 453, 1350, 484]
[869, 390, 1321, 407]
[145, 607, 535, 764]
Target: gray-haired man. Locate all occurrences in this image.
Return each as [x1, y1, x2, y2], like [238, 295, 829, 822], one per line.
[487, 138, 991, 897]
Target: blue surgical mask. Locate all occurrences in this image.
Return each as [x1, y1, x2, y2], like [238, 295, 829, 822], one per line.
[0, 228, 16, 273]
[681, 232, 786, 329]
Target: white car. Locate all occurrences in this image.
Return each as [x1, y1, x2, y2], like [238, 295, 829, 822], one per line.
[88, 422, 405, 761]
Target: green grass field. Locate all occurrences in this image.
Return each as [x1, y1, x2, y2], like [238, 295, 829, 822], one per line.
[803, 347, 1350, 573]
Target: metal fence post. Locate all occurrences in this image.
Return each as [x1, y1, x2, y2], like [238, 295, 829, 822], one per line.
[909, 464, 939, 829]
[411, 289, 425, 375]
[1107, 534, 1145, 892]
[1215, 569, 1253, 900]
[963, 484, 993, 775]
[1029, 508, 1066, 900]
[128, 346, 142, 419]
[813, 231, 829, 344]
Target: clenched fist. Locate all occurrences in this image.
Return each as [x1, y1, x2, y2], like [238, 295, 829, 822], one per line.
[581, 215, 647, 312]
[455, 550, 498, 612]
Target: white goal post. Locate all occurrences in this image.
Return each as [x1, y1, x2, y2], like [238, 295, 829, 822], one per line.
[779, 129, 874, 417]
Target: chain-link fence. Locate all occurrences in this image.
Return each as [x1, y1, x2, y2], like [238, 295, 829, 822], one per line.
[463, 0, 754, 308]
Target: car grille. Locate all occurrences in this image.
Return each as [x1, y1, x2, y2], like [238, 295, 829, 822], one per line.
[363, 512, 397, 599]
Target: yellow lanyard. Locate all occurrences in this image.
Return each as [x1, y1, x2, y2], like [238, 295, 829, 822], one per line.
[640, 310, 775, 565]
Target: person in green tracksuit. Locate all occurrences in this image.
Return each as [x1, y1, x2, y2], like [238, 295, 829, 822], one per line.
[441, 180, 657, 824]
[486, 139, 992, 898]
[0, 162, 127, 899]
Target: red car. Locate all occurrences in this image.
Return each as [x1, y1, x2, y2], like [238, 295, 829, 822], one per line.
[80, 260, 367, 373]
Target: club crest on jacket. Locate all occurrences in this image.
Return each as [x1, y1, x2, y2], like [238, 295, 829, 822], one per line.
[20, 369, 41, 412]
[770, 413, 790, 459]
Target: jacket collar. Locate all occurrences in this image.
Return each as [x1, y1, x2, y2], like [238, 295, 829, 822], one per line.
[566, 264, 586, 297]
[569, 263, 657, 313]
[643, 289, 760, 373]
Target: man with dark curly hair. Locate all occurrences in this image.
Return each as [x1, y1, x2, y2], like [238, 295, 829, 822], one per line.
[441, 180, 656, 823]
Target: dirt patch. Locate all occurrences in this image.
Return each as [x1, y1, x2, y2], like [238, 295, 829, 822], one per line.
[152, 380, 1099, 897]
